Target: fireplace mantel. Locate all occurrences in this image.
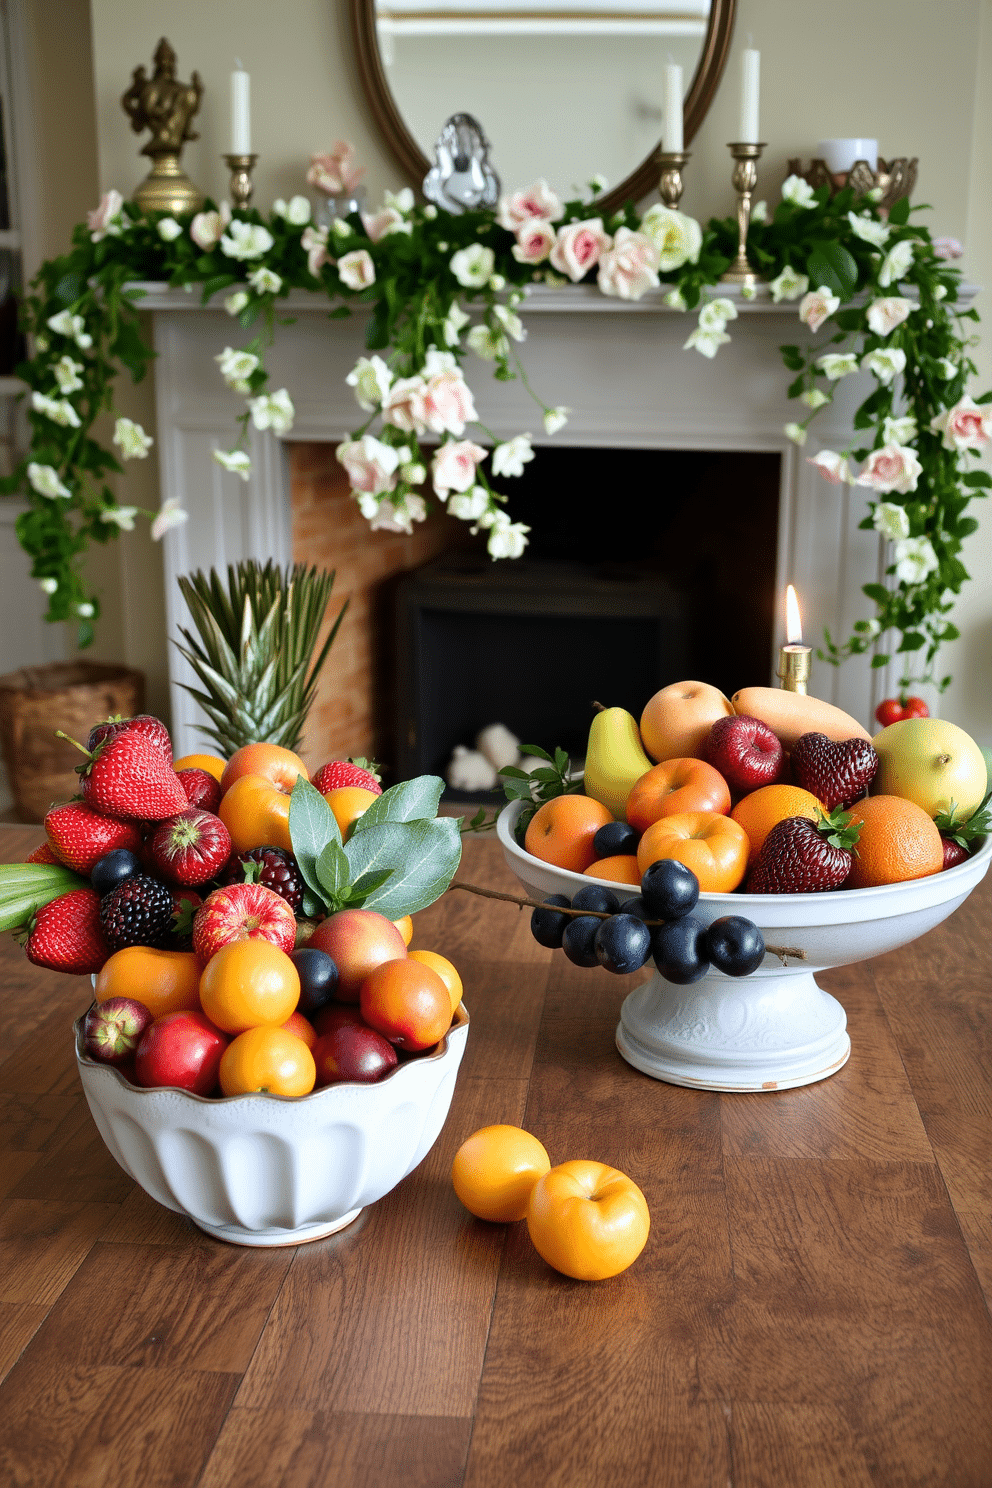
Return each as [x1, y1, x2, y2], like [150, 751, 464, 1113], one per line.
[140, 281, 950, 756]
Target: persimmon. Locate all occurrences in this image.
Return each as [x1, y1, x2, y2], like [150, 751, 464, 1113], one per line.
[360, 957, 452, 1051]
[526, 1160, 650, 1280]
[636, 811, 749, 893]
[452, 1125, 552, 1223]
[95, 947, 201, 1020]
[625, 758, 731, 832]
[323, 785, 378, 840]
[218, 1027, 316, 1097]
[583, 855, 641, 885]
[524, 794, 613, 874]
[172, 752, 226, 782]
[218, 773, 293, 853]
[199, 940, 300, 1034]
[408, 949, 462, 1014]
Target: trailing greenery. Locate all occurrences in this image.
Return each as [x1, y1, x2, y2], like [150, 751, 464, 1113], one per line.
[3, 175, 988, 691]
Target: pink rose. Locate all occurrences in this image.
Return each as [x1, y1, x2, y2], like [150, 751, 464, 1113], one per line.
[362, 207, 406, 243]
[301, 225, 332, 278]
[307, 142, 364, 197]
[190, 202, 231, 251]
[549, 218, 612, 283]
[87, 189, 123, 240]
[432, 440, 487, 498]
[422, 368, 478, 436]
[798, 285, 841, 333]
[932, 236, 963, 261]
[807, 450, 852, 485]
[497, 180, 563, 231]
[929, 395, 992, 451]
[597, 227, 661, 301]
[512, 218, 557, 265]
[382, 376, 428, 435]
[337, 249, 375, 291]
[865, 297, 915, 337]
[336, 435, 399, 496]
[855, 443, 923, 495]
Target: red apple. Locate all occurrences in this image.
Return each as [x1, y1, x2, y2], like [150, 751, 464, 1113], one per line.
[313, 1022, 398, 1085]
[148, 809, 232, 887]
[875, 696, 930, 728]
[192, 881, 297, 963]
[307, 909, 407, 1003]
[134, 1010, 229, 1094]
[703, 714, 784, 795]
[83, 997, 154, 1064]
[176, 767, 223, 815]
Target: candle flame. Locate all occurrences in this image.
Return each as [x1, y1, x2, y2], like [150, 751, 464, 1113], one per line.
[785, 585, 803, 644]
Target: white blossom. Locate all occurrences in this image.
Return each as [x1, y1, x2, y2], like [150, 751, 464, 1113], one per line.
[75, 602, 94, 617]
[698, 298, 738, 332]
[220, 220, 275, 261]
[544, 406, 570, 435]
[53, 356, 84, 394]
[215, 346, 260, 392]
[855, 617, 882, 638]
[150, 497, 189, 540]
[872, 502, 911, 541]
[486, 512, 530, 559]
[443, 302, 470, 347]
[929, 395, 992, 450]
[99, 505, 138, 531]
[248, 388, 295, 436]
[683, 326, 731, 358]
[331, 217, 354, 241]
[894, 535, 940, 585]
[191, 203, 232, 250]
[400, 461, 426, 486]
[936, 357, 958, 380]
[751, 200, 768, 223]
[28, 463, 71, 499]
[877, 239, 915, 288]
[866, 297, 915, 337]
[450, 244, 496, 288]
[847, 211, 889, 248]
[212, 449, 252, 481]
[224, 290, 250, 316]
[113, 416, 153, 459]
[448, 485, 490, 522]
[284, 195, 312, 225]
[47, 311, 91, 349]
[816, 352, 860, 380]
[87, 189, 125, 242]
[857, 443, 922, 494]
[466, 324, 508, 361]
[882, 415, 918, 445]
[385, 187, 415, 214]
[32, 392, 81, 427]
[492, 303, 526, 342]
[346, 354, 393, 411]
[492, 434, 535, 479]
[865, 348, 907, 385]
[639, 204, 702, 271]
[38, 577, 58, 594]
[157, 216, 183, 241]
[769, 265, 809, 303]
[808, 450, 852, 485]
[801, 388, 831, 409]
[784, 422, 808, 446]
[799, 286, 840, 332]
[337, 249, 376, 291]
[781, 174, 817, 209]
[741, 282, 758, 300]
[248, 267, 282, 295]
[663, 288, 687, 312]
[489, 273, 506, 292]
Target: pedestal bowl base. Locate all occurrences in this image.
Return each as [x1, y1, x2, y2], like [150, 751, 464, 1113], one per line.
[616, 968, 851, 1091]
[194, 1207, 364, 1247]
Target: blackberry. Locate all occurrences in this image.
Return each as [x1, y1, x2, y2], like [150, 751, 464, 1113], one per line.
[221, 846, 304, 913]
[100, 874, 175, 951]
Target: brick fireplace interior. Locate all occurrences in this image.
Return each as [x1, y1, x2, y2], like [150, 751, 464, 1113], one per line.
[290, 443, 781, 784]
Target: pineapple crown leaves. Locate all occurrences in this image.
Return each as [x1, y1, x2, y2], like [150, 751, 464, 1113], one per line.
[813, 805, 863, 854]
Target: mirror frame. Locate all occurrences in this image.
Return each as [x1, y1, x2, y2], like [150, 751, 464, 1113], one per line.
[351, 0, 737, 214]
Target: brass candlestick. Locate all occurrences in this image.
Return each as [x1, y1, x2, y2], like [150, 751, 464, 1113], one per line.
[719, 141, 766, 285]
[224, 154, 259, 211]
[657, 150, 690, 211]
[777, 644, 812, 693]
[122, 38, 205, 215]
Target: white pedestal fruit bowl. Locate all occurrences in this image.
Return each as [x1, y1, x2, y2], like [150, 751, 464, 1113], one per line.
[497, 800, 991, 1092]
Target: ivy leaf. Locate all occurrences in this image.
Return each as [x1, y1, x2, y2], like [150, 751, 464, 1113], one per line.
[962, 471, 991, 487]
[805, 240, 858, 301]
[780, 344, 805, 372]
[887, 197, 911, 227]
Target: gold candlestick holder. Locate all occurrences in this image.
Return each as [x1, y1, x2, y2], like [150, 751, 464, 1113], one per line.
[719, 141, 766, 285]
[224, 153, 259, 210]
[657, 150, 690, 211]
[777, 644, 812, 694]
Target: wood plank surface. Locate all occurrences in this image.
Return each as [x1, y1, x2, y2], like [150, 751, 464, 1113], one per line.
[0, 825, 990, 1487]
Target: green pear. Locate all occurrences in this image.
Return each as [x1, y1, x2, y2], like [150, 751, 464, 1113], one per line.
[583, 706, 654, 821]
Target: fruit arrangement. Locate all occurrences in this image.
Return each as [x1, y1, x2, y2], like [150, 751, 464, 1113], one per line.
[2, 715, 466, 1100]
[518, 682, 990, 899]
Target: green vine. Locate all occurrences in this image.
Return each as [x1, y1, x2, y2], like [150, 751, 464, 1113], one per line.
[3, 173, 987, 688]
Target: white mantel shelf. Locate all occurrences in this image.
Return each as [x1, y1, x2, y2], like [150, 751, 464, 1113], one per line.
[141, 279, 935, 756]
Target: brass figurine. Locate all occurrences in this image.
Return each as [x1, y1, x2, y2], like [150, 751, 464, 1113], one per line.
[122, 38, 205, 216]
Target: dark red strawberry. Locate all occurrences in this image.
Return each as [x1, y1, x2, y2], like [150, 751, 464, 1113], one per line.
[791, 733, 879, 811]
[147, 809, 232, 887]
[220, 845, 304, 913]
[941, 837, 970, 870]
[934, 797, 991, 870]
[68, 729, 187, 821]
[176, 767, 222, 815]
[45, 801, 143, 875]
[25, 888, 110, 974]
[87, 714, 173, 762]
[26, 842, 60, 866]
[748, 809, 862, 894]
[311, 757, 383, 796]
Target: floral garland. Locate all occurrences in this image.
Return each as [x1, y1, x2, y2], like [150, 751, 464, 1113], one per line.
[4, 152, 989, 690]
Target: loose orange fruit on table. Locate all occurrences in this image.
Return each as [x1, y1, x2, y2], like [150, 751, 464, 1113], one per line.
[409, 948, 463, 1013]
[172, 753, 226, 782]
[636, 811, 749, 893]
[626, 757, 731, 832]
[584, 855, 641, 885]
[452, 1124, 552, 1222]
[95, 947, 201, 1020]
[524, 794, 613, 874]
[360, 957, 452, 1051]
[844, 795, 944, 888]
[526, 1159, 650, 1280]
[731, 784, 825, 865]
[199, 940, 300, 1034]
[219, 1026, 317, 1097]
[324, 786, 378, 840]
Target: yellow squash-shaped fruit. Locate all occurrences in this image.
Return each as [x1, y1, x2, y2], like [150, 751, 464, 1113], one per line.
[583, 706, 654, 821]
[730, 686, 870, 751]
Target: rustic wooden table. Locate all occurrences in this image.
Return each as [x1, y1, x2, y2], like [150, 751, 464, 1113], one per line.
[1, 823, 991, 1487]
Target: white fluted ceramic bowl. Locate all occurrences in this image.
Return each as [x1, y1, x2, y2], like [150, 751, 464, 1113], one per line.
[498, 800, 991, 1092]
[75, 1006, 469, 1246]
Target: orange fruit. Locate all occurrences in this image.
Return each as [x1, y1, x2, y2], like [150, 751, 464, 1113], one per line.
[636, 811, 749, 893]
[95, 947, 201, 1020]
[626, 758, 731, 831]
[323, 786, 378, 840]
[219, 773, 293, 853]
[282, 1010, 318, 1049]
[844, 795, 944, 888]
[409, 948, 462, 1014]
[359, 957, 452, 1051]
[219, 1027, 316, 1097]
[452, 1124, 552, 1222]
[584, 855, 641, 885]
[731, 784, 825, 865]
[220, 742, 308, 796]
[173, 753, 226, 782]
[526, 1160, 650, 1281]
[393, 914, 414, 946]
[199, 940, 300, 1034]
[524, 794, 613, 874]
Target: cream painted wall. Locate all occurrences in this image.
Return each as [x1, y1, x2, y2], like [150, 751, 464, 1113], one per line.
[84, 0, 991, 738]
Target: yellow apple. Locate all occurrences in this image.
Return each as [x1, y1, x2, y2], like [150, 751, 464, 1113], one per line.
[872, 718, 988, 821]
[640, 680, 734, 763]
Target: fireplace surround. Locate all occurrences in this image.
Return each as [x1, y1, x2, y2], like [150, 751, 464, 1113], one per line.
[141, 280, 921, 760]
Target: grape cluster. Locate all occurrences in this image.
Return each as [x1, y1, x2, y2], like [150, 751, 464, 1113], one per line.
[530, 859, 765, 984]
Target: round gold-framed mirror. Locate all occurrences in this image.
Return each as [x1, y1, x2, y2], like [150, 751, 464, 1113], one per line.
[351, 0, 737, 213]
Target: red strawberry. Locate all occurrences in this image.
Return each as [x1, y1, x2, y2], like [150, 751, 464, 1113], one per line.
[87, 714, 173, 762]
[748, 809, 862, 894]
[791, 733, 879, 811]
[147, 809, 232, 887]
[941, 837, 970, 870]
[176, 767, 222, 815]
[25, 888, 110, 974]
[45, 801, 143, 875]
[73, 731, 188, 821]
[160, 888, 203, 949]
[26, 842, 60, 866]
[934, 799, 991, 870]
[311, 757, 383, 796]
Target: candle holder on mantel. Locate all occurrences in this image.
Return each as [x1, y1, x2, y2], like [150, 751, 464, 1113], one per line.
[787, 156, 917, 213]
[224, 154, 259, 211]
[657, 150, 690, 211]
[719, 142, 766, 285]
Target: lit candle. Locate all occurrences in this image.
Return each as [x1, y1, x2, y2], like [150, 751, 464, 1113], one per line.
[230, 60, 251, 155]
[778, 585, 812, 693]
[739, 46, 760, 143]
[663, 61, 683, 153]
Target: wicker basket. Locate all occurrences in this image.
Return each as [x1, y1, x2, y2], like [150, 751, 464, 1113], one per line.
[0, 662, 145, 823]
